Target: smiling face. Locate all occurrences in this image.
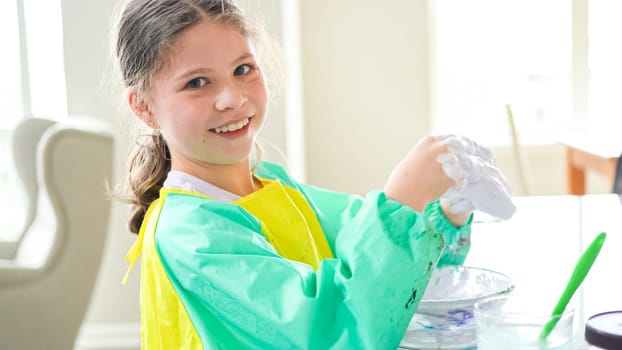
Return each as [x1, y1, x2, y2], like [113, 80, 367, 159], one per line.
[133, 19, 268, 174]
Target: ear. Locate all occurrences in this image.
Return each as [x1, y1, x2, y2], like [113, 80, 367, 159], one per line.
[127, 88, 159, 129]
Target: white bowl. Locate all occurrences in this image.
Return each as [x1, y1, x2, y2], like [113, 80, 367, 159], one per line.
[400, 265, 514, 350]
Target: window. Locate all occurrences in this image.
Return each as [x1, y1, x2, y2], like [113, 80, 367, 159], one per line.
[432, 0, 573, 146]
[0, 1, 23, 125]
[0, 0, 26, 238]
[22, 0, 67, 119]
[0, 0, 66, 239]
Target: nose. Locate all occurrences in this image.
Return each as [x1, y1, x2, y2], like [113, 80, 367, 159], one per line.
[214, 80, 246, 111]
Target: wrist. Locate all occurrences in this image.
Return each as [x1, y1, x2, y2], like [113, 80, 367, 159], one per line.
[440, 198, 472, 226]
[384, 186, 433, 213]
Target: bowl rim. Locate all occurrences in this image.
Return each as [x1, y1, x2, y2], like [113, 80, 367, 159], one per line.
[420, 265, 515, 305]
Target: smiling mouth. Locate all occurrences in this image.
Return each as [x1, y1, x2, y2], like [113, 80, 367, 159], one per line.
[211, 118, 250, 133]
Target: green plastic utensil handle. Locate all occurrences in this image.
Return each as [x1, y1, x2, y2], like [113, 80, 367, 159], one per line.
[539, 232, 607, 341]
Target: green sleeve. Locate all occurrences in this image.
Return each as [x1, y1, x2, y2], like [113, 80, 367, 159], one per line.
[298, 183, 472, 267]
[155, 191, 444, 350]
[424, 200, 473, 266]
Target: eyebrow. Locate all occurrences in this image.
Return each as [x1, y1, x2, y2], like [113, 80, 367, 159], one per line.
[173, 53, 255, 81]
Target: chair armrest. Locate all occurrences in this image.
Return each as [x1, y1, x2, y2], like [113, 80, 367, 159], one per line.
[0, 260, 44, 286]
[0, 240, 19, 259]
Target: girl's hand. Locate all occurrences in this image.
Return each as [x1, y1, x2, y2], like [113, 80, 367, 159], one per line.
[384, 134, 515, 226]
[384, 136, 454, 213]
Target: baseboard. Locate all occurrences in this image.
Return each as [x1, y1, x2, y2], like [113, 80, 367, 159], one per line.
[75, 322, 140, 350]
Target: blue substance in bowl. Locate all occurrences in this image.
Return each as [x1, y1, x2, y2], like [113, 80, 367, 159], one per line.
[400, 266, 514, 350]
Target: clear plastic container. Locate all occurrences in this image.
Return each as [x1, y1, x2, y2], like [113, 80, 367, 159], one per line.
[474, 294, 574, 350]
[585, 311, 622, 350]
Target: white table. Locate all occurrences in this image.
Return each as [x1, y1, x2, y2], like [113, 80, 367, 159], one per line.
[464, 194, 622, 349]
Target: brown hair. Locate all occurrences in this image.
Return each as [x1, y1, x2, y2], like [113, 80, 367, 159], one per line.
[113, 0, 263, 234]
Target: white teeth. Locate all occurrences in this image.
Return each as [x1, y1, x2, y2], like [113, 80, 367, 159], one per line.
[214, 118, 249, 133]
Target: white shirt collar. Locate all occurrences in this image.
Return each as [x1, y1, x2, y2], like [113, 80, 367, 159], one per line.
[163, 170, 241, 202]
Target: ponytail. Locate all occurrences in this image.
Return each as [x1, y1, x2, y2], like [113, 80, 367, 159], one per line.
[125, 130, 170, 234]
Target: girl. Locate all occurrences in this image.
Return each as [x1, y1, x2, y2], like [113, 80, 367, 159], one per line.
[115, 0, 514, 348]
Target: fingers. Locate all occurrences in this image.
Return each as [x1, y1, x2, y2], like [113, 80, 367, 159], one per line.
[384, 136, 453, 211]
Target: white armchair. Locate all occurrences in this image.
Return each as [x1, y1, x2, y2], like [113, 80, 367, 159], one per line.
[1, 117, 56, 258]
[0, 116, 115, 350]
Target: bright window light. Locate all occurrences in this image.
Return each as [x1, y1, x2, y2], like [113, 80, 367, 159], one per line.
[0, 0, 26, 238]
[24, 0, 67, 119]
[0, 0, 67, 240]
[432, 0, 572, 146]
[0, 0, 23, 128]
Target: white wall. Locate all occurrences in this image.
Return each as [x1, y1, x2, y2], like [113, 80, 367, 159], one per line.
[299, 0, 433, 195]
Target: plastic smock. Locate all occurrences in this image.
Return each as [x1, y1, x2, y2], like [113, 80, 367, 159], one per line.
[123, 161, 472, 349]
